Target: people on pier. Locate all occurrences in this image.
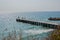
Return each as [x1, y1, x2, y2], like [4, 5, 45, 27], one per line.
[17, 16, 26, 20]
[18, 16, 19, 18]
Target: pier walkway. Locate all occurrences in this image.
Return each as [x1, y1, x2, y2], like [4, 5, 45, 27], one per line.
[16, 18, 60, 29]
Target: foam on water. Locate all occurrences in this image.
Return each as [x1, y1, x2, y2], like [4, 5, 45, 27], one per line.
[24, 29, 53, 35]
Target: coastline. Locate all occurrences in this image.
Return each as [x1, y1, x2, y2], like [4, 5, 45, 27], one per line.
[46, 29, 60, 40]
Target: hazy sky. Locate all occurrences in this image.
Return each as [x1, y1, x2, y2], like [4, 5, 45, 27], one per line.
[0, 0, 60, 13]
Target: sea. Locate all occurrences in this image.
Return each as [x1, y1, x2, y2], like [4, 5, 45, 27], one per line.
[0, 12, 60, 40]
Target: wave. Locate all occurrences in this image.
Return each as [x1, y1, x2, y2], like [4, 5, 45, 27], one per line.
[24, 29, 54, 35]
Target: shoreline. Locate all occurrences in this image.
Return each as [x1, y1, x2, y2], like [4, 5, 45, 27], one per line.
[46, 29, 60, 40]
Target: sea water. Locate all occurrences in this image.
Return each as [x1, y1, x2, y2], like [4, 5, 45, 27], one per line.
[0, 12, 60, 40]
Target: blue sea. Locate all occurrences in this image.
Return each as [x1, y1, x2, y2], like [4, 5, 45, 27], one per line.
[0, 12, 60, 40]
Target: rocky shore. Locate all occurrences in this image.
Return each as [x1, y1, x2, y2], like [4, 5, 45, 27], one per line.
[46, 29, 60, 40]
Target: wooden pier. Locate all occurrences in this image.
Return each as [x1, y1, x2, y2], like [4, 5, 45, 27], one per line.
[16, 18, 60, 29]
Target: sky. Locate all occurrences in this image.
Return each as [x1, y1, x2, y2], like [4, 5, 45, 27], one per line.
[0, 0, 60, 13]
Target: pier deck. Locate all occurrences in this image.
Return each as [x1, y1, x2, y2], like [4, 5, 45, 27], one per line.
[16, 18, 60, 29]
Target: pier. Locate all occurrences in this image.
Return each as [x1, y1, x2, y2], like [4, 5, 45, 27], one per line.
[16, 18, 60, 29]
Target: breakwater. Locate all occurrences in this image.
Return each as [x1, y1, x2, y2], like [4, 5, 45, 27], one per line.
[16, 18, 60, 29]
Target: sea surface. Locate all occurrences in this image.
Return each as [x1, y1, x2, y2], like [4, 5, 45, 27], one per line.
[0, 12, 60, 40]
